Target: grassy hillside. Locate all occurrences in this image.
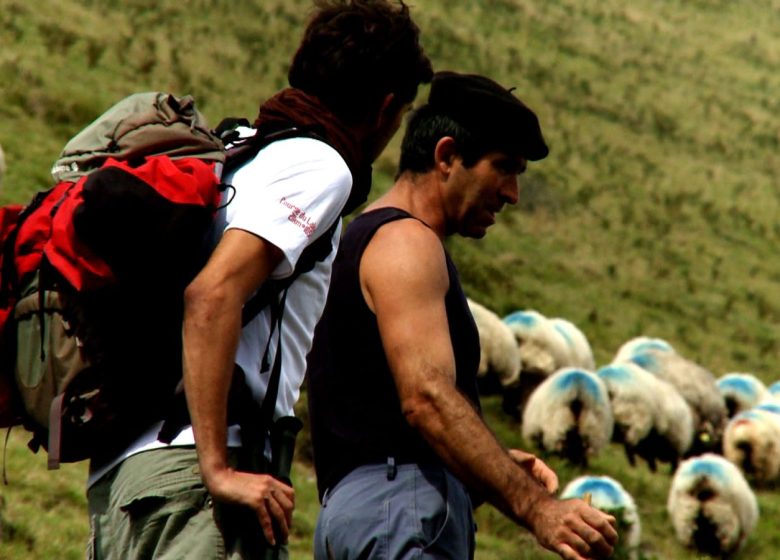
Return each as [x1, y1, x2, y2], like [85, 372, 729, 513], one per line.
[3, 0, 780, 558]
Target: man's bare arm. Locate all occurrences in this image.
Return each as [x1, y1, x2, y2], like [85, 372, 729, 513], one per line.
[182, 228, 295, 545]
[361, 219, 617, 560]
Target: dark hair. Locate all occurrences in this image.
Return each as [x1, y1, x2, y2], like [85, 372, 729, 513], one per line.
[398, 104, 515, 175]
[288, 0, 433, 124]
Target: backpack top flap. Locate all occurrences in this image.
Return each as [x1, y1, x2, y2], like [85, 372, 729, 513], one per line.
[51, 92, 225, 183]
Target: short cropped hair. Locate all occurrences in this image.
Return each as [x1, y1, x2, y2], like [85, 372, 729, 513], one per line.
[398, 105, 512, 175]
[289, 0, 433, 124]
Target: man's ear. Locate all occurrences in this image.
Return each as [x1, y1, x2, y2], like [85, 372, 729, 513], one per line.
[434, 137, 458, 176]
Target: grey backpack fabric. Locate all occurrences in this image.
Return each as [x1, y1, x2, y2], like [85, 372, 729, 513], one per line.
[51, 92, 225, 183]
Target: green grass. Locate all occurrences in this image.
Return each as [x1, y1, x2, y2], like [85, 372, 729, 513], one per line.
[3, 0, 780, 558]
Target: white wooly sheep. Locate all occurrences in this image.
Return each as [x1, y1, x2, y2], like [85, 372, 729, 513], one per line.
[0, 144, 5, 191]
[597, 362, 693, 472]
[722, 408, 780, 484]
[549, 317, 595, 370]
[716, 373, 769, 418]
[614, 346, 727, 456]
[764, 380, 780, 402]
[667, 453, 759, 557]
[521, 367, 613, 466]
[612, 335, 676, 364]
[561, 475, 641, 557]
[466, 298, 521, 390]
[503, 309, 572, 375]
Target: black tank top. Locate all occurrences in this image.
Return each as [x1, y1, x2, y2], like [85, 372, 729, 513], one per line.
[307, 207, 481, 499]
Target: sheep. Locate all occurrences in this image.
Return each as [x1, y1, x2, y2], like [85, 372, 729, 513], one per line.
[466, 298, 522, 393]
[716, 372, 769, 418]
[597, 362, 693, 472]
[561, 475, 641, 558]
[612, 335, 675, 364]
[549, 317, 595, 371]
[503, 309, 571, 374]
[667, 453, 759, 557]
[521, 367, 613, 467]
[614, 344, 728, 457]
[0, 144, 5, 191]
[722, 408, 780, 484]
[502, 309, 573, 418]
[765, 380, 780, 402]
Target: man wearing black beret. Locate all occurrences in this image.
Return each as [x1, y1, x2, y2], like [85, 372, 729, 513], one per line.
[307, 71, 618, 559]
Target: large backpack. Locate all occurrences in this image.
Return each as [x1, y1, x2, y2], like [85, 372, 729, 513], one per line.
[0, 92, 227, 469]
[0, 93, 341, 471]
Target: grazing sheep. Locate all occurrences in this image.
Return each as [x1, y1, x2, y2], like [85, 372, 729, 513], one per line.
[615, 346, 728, 457]
[502, 310, 573, 419]
[667, 453, 759, 557]
[561, 475, 641, 558]
[717, 372, 769, 418]
[612, 335, 675, 364]
[549, 317, 595, 370]
[0, 144, 5, 191]
[722, 408, 780, 484]
[503, 309, 571, 374]
[765, 380, 780, 401]
[466, 298, 522, 392]
[521, 367, 613, 467]
[597, 362, 693, 472]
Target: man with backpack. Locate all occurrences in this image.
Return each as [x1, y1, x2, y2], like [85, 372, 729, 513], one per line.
[306, 71, 619, 559]
[86, 1, 432, 558]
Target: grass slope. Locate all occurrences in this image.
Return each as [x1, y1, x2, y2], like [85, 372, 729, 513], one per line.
[2, 0, 780, 558]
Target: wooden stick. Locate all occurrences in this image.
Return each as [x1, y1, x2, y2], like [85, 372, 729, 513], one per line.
[582, 492, 592, 506]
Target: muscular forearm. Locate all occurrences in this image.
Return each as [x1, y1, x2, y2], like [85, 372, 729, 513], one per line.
[182, 280, 243, 487]
[402, 376, 554, 529]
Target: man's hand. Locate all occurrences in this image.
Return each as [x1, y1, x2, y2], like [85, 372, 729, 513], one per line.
[205, 468, 295, 546]
[527, 496, 618, 560]
[508, 449, 558, 493]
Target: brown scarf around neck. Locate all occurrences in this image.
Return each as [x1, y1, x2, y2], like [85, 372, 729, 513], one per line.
[253, 88, 372, 216]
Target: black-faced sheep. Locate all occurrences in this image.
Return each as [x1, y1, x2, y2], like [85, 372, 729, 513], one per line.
[722, 408, 780, 484]
[561, 475, 641, 558]
[597, 362, 693, 472]
[614, 344, 727, 457]
[466, 298, 522, 395]
[521, 367, 613, 467]
[716, 372, 769, 418]
[667, 453, 758, 557]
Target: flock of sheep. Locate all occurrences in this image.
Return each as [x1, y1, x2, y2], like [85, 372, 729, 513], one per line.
[468, 298, 779, 559]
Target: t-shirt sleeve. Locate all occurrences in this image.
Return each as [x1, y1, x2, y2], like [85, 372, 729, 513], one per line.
[222, 136, 352, 278]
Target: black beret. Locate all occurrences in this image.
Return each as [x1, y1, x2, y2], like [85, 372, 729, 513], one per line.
[427, 71, 549, 161]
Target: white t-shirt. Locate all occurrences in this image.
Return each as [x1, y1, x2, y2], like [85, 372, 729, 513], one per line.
[88, 134, 352, 486]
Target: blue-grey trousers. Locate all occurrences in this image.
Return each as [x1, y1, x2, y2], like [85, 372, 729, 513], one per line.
[314, 462, 476, 559]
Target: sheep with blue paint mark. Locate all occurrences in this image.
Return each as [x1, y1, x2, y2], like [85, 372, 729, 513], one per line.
[614, 344, 727, 456]
[521, 367, 613, 467]
[722, 407, 780, 484]
[466, 298, 522, 391]
[597, 362, 693, 472]
[561, 475, 641, 558]
[549, 317, 595, 371]
[503, 309, 572, 375]
[613, 336, 675, 364]
[502, 309, 580, 419]
[716, 372, 769, 418]
[765, 380, 780, 402]
[667, 453, 758, 557]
